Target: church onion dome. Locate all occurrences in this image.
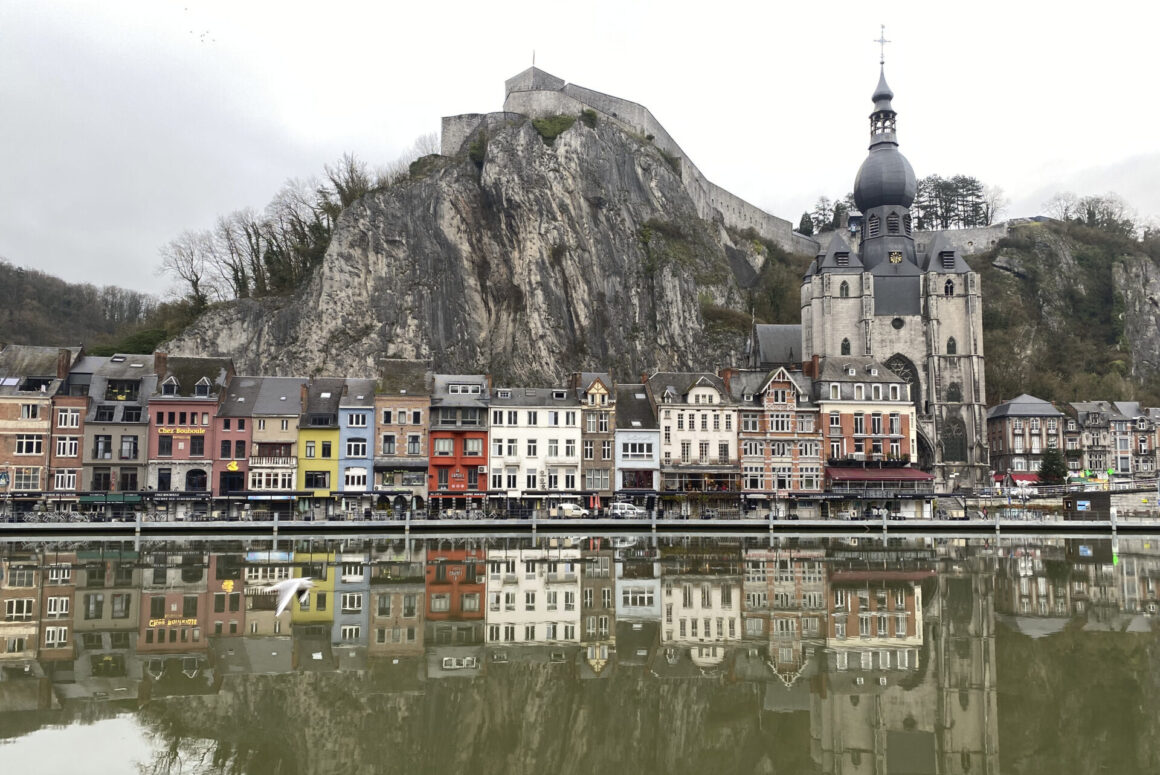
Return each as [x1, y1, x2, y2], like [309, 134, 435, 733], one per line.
[853, 68, 917, 213]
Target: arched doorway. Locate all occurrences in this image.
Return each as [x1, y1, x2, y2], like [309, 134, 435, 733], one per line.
[185, 469, 207, 491]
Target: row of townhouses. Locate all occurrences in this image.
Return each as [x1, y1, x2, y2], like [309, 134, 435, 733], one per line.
[987, 394, 1160, 483]
[4, 344, 1155, 522]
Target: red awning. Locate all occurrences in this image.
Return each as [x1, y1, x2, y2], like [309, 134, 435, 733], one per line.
[994, 472, 1039, 484]
[825, 467, 934, 482]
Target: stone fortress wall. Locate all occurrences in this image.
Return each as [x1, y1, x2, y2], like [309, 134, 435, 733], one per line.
[915, 223, 1010, 256]
[441, 68, 820, 257]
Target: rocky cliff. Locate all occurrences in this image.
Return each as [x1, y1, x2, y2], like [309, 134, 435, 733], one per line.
[164, 114, 778, 381]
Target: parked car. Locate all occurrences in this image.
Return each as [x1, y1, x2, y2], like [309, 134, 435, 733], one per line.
[608, 502, 647, 519]
[552, 502, 590, 519]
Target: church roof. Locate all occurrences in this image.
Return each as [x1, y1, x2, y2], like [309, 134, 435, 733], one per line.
[920, 232, 973, 274]
[813, 232, 863, 274]
[751, 324, 801, 367]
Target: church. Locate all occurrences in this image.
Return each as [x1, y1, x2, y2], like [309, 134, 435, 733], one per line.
[797, 64, 989, 490]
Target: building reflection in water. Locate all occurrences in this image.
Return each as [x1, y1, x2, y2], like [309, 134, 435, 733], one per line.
[0, 534, 1153, 772]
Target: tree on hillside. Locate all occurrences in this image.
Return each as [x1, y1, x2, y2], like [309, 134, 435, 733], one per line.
[811, 197, 833, 233]
[1038, 448, 1069, 485]
[797, 212, 814, 236]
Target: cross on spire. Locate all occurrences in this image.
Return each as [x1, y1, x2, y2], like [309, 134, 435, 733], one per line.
[875, 24, 891, 66]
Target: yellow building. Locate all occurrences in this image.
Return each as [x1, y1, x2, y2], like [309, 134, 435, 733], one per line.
[289, 551, 335, 625]
[296, 379, 346, 513]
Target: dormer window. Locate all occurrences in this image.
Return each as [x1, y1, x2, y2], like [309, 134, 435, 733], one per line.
[829, 383, 839, 400]
[847, 368, 856, 377]
[836, 252, 850, 267]
[162, 377, 179, 396]
[194, 377, 211, 397]
[552, 390, 566, 400]
[940, 251, 955, 270]
[497, 389, 511, 399]
[854, 384, 865, 400]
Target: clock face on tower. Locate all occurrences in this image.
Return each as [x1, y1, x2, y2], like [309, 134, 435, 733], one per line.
[888, 251, 903, 264]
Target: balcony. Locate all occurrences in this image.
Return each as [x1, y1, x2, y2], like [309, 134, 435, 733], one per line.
[250, 456, 295, 467]
[546, 572, 578, 584]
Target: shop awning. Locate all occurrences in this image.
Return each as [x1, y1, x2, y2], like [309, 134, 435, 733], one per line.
[825, 467, 934, 482]
[79, 494, 143, 504]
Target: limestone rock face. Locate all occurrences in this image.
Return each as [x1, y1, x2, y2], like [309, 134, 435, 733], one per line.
[165, 115, 758, 380]
[1114, 256, 1160, 377]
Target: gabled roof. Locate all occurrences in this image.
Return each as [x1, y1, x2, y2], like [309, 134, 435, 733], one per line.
[750, 324, 801, 368]
[986, 393, 1063, 419]
[153, 356, 233, 398]
[812, 232, 863, 274]
[920, 232, 973, 274]
[339, 379, 377, 408]
[814, 356, 905, 384]
[0, 345, 80, 379]
[644, 371, 729, 403]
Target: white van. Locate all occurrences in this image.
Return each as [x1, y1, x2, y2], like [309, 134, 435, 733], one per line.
[552, 502, 590, 519]
[608, 502, 647, 519]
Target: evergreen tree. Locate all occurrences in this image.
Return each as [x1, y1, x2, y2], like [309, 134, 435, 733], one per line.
[798, 212, 814, 236]
[1038, 448, 1069, 485]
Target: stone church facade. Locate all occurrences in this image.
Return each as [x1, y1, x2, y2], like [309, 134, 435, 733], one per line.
[800, 67, 988, 489]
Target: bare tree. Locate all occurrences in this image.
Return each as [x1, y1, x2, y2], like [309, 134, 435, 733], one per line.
[982, 185, 1008, 225]
[1043, 191, 1078, 221]
[411, 131, 440, 157]
[158, 231, 215, 308]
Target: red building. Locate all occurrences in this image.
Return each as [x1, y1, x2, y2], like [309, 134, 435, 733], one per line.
[425, 547, 485, 644]
[427, 375, 490, 515]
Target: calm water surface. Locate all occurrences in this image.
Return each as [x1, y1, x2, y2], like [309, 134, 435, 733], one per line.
[1, 533, 1157, 774]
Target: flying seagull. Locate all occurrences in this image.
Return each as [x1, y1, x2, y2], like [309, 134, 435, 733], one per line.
[272, 577, 315, 616]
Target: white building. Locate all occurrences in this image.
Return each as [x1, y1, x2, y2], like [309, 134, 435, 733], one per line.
[489, 387, 583, 513]
[613, 385, 660, 505]
[484, 545, 582, 644]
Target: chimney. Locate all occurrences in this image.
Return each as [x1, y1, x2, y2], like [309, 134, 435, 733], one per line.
[154, 351, 168, 380]
[56, 348, 71, 380]
[300, 382, 309, 410]
[718, 367, 736, 393]
[804, 354, 820, 378]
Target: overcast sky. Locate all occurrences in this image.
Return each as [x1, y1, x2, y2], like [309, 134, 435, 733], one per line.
[3, 0, 1158, 298]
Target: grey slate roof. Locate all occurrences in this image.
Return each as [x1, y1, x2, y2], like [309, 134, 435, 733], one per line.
[815, 356, 905, 384]
[571, 371, 614, 401]
[431, 374, 489, 407]
[491, 386, 578, 407]
[221, 376, 308, 417]
[0, 344, 80, 396]
[750, 324, 802, 368]
[644, 371, 729, 404]
[812, 232, 863, 274]
[153, 356, 233, 398]
[615, 385, 657, 430]
[339, 379, 377, 408]
[919, 232, 973, 275]
[987, 394, 1063, 420]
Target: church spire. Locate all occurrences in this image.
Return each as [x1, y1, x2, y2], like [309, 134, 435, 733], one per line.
[869, 26, 897, 145]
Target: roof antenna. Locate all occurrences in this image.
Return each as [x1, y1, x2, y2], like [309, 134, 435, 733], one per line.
[875, 24, 891, 66]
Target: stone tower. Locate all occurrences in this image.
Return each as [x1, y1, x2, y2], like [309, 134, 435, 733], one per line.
[800, 66, 988, 489]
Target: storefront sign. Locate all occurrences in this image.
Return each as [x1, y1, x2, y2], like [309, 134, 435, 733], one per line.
[158, 427, 206, 435]
[148, 617, 199, 627]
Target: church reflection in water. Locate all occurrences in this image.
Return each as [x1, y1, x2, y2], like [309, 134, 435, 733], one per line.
[0, 533, 1154, 773]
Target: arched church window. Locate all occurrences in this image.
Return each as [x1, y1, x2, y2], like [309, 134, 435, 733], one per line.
[887, 213, 900, 234]
[903, 213, 912, 235]
[946, 337, 957, 355]
[946, 382, 963, 402]
[944, 279, 954, 297]
[839, 281, 850, 298]
[841, 338, 851, 356]
[867, 215, 880, 238]
[942, 416, 968, 462]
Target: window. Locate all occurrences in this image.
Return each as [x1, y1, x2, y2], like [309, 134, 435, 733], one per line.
[57, 408, 80, 428]
[55, 436, 79, 457]
[304, 471, 330, 489]
[120, 435, 138, 460]
[434, 438, 453, 456]
[320, 441, 331, 458]
[44, 627, 69, 648]
[54, 468, 77, 490]
[15, 434, 42, 455]
[583, 440, 594, 460]
[348, 412, 367, 428]
[946, 336, 957, 355]
[407, 435, 420, 455]
[602, 440, 612, 459]
[20, 404, 40, 419]
[841, 338, 851, 355]
[341, 593, 363, 613]
[340, 625, 361, 641]
[839, 281, 850, 298]
[344, 467, 367, 488]
[382, 435, 396, 454]
[346, 438, 367, 457]
[622, 442, 653, 459]
[5, 599, 34, 621]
